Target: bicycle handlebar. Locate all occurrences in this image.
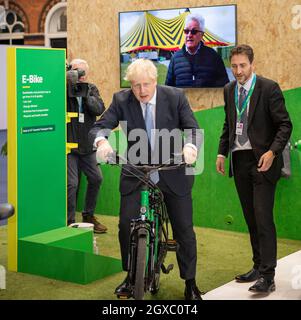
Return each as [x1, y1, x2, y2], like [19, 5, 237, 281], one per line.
[107, 152, 188, 171]
[106, 151, 190, 190]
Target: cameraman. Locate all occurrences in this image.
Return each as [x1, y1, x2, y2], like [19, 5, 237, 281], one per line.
[67, 58, 107, 233]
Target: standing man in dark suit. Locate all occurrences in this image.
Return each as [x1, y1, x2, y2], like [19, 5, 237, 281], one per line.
[216, 45, 292, 294]
[89, 58, 203, 300]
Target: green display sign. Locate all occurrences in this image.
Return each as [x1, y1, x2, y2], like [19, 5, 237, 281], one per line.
[7, 48, 122, 282]
[15, 48, 66, 238]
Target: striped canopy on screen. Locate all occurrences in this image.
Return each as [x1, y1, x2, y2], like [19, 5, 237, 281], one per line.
[120, 10, 231, 53]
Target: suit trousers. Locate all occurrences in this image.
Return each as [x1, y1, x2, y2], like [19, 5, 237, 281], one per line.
[119, 178, 197, 280]
[67, 152, 102, 225]
[232, 150, 277, 280]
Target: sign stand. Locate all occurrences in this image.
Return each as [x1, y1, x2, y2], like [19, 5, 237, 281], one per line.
[6, 47, 121, 283]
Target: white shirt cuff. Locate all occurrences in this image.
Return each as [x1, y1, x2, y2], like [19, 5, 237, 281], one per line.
[184, 143, 197, 152]
[94, 136, 107, 149]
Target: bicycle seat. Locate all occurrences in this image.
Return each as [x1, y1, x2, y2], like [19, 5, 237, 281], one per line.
[0, 203, 15, 220]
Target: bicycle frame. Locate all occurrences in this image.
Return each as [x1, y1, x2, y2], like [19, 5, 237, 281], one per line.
[108, 153, 185, 300]
[128, 183, 169, 299]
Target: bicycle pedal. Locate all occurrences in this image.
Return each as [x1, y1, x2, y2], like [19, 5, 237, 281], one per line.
[117, 294, 131, 300]
[161, 263, 174, 274]
[166, 239, 178, 251]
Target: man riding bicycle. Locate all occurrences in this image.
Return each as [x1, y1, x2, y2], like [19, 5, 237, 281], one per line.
[89, 58, 203, 300]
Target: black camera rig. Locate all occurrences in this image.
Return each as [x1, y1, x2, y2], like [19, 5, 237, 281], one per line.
[66, 63, 89, 97]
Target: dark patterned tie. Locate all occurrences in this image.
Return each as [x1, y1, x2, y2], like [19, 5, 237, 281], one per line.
[144, 103, 154, 149]
[144, 103, 159, 184]
[238, 87, 248, 145]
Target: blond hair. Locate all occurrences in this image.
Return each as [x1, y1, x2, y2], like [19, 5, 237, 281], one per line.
[124, 59, 157, 82]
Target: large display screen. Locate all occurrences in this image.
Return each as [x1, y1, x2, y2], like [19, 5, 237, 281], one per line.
[119, 4, 237, 88]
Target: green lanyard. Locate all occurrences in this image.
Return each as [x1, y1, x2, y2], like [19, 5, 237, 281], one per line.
[235, 74, 257, 121]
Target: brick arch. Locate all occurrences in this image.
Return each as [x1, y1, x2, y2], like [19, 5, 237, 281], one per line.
[38, 0, 62, 33]
[2, 1, 30, 33]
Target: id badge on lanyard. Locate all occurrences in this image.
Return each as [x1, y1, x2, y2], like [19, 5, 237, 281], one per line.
[79, 113, 85, 123]
[77, 96, 84, 123]
[236, 122, 243, 135]
[235, 74, 256, 135]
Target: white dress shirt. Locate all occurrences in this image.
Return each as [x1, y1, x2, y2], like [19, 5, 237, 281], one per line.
[217, 73, 255, 159]
[232, 72, 255, 152]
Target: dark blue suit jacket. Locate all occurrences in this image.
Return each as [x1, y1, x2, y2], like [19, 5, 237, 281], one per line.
[89, 85, 202, 195]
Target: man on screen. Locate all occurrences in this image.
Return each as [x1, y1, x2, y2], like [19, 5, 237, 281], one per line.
[165, 13, 229, 88]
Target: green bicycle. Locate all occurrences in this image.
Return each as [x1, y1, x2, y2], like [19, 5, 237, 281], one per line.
[108, 153, 187, 300]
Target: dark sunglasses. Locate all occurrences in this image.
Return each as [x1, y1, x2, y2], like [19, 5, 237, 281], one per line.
[183, 29, 202, 35]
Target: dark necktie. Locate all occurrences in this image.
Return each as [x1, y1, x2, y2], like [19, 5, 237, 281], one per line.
[238, 87, 248, 145]
[144, 103, 159, 184]
[144, 103, 154, 150]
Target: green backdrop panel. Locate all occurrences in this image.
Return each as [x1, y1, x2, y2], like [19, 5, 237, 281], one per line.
[77, 87, 301, 240]
[77, 131, 123, 216]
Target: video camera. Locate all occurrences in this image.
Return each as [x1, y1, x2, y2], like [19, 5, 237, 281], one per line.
[66, 63, 89, 97]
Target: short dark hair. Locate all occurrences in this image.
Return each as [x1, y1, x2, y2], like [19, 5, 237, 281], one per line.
[230, 44, 254, 63]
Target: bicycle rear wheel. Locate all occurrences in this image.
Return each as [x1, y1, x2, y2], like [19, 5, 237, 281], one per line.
[134, 235, 147, 300]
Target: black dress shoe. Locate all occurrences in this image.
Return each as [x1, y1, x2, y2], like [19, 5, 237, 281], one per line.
[249, 277, 275, 293]
[184, 283, 202, 300]
[235, 268, 260, 283]
[114, 276, 132, 298]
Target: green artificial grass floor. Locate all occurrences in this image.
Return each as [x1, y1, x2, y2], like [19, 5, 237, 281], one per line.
[0, 214, 301, 300]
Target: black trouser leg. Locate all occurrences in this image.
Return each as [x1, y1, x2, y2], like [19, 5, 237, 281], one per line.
[79, 153, 102, 217]
[162, 190, 197, 280]
[67, 154, 80, 225]
[233, 153, 261, 269]
[119, 190, 141, 270]
[252, 169, 277, 279]
[233, 150, 277, 279]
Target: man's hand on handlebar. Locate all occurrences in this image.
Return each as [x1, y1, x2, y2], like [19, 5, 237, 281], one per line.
[183, 145, 197, 164]
[96, 139, 113, 163]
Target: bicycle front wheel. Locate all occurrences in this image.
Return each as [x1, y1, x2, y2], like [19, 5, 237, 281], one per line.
[134, 235, 147, 300]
